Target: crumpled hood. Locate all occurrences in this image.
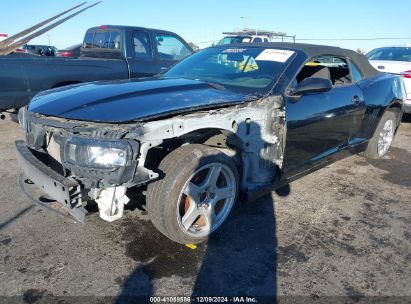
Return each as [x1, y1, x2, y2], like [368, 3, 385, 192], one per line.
[28, 78, 251, 123]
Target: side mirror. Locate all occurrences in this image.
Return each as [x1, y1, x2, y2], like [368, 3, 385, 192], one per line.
[290, 77, 332, 96]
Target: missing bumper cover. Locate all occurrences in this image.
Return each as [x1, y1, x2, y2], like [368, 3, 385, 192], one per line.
[15, 140, 86, 222]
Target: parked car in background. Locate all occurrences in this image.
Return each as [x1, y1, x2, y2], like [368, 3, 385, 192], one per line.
[217, 35, 270, 45]
[23, 44, 58, 56]
[0, 25, 193, 112]
[367, 46, 411, 113]
[16, 43, 406, 243]
[0, 35, 34, 58]
[217, 29, 295, 46]
[0, 34, 28, 53]
[56, 43, 82, 58]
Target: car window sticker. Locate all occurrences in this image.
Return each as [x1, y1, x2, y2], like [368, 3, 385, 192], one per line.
[222, 48, 247, 53]
[256, 49, 294, 62]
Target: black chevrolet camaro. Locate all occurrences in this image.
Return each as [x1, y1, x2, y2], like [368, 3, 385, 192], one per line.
[16, 43, 406, 244]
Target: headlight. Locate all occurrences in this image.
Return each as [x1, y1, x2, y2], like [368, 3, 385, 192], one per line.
[64, 137, 129, 168]
[18, 107, 26, 129]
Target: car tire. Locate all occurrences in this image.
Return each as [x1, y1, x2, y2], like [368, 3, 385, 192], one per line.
[364, 110, 397, 159]
[146, 144, 239, 244]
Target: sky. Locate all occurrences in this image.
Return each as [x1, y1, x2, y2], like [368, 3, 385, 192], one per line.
[1, 0, 411, 52]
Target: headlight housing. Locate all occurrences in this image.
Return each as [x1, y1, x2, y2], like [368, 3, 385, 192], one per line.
[18, 107, 26, 129]
[64, 137, 129, 168]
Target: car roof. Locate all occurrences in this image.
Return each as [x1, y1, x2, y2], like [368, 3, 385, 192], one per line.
[26, 44, 50, 47]
[215, 42, 353, 56]
[213, 42, 381, 78]
[86, 25, 179, 36]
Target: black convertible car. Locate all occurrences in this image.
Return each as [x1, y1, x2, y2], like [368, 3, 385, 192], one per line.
[16, 43, 406, 244]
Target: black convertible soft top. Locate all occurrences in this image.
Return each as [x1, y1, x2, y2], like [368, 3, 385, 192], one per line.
[222, 42, 381, 79]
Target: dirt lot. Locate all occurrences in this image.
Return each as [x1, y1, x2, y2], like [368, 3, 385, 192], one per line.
[0, 114, 410, 303]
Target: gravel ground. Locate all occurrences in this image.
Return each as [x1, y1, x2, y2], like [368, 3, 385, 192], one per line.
[0, 114, 410, 303]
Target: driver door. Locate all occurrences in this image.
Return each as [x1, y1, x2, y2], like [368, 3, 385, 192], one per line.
[127, 30, 161, 78]
[282, 56, 365, 175]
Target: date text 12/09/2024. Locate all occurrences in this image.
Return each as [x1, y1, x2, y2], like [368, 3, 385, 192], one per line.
[149, 296, 258, 303]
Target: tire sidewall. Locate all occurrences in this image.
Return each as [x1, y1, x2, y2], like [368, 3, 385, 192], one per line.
[369, 111, 397, 158]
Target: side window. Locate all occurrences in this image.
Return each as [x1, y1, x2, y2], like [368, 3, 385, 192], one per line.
[133, 31, 153, 60]
[263, 38, 269, 42]
[155, 34, 192, 61]
[108, 31, 121, 50]
[253, 37, 262, 43]
[83, 31, 94, 48]
[350, 62, 363, 82]
[295, 55, 352, 87]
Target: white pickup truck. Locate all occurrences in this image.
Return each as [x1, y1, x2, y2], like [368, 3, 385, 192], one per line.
[217, 34, 271, 45]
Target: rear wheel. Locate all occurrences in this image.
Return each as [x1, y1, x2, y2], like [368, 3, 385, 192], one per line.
[146, 144, 239, 244]
[365, 110, 397, 159]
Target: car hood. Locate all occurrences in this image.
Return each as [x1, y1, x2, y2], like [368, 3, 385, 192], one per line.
[28, 78, 253, 123]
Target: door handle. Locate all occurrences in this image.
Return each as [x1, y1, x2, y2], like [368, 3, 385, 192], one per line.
[352, 95, 362, 104]
[160, 67, 168, 71]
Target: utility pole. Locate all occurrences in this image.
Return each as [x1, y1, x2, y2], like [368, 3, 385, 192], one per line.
[240, 16, 248, 30]
[47, 34, 51, 46]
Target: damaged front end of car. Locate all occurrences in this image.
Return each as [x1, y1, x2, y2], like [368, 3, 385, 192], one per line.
[16, 107, 157, 222]
[16, 92, 286, 223]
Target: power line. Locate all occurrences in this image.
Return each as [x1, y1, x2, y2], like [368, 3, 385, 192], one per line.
[193, 36, 411, 46]
[195, 40, 218, 45]
[297, 37, 411, 41]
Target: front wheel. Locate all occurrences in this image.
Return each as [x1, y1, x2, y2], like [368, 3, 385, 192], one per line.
[365, 110, 397, 159]
[146, 144, 239, 244]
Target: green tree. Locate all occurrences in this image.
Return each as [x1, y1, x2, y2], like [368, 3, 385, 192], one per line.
[188, 42, 200, 52]
[356, 48, 365, 54]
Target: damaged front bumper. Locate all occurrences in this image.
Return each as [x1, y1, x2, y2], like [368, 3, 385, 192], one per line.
[16, 108, 161, 223]
[15, 140, 87, 222]
[16, 139, 140, 223]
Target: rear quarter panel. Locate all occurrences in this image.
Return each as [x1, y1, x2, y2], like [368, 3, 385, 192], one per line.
[356, 73, 405, 139]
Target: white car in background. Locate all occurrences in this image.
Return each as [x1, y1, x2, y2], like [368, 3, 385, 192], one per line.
[367, 46, 411, 113]
[0, 34, 7, 42]
[217, 35, 270, 45]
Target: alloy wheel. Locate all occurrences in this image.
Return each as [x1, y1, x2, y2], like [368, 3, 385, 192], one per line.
[176, 163, 237, 238]
[377, 119, 394, 156]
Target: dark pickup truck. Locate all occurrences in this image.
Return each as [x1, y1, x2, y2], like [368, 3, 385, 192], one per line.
[0, 25, 193, 111]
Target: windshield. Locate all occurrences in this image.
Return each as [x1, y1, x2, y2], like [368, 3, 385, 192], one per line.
[217, 36, 247, 45]
[367, 47, 411, 62]
[164, 47, 295, 93]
